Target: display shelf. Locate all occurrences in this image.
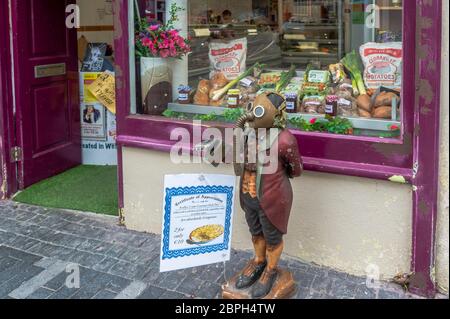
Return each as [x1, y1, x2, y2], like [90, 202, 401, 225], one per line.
[167, 103, 400, 132]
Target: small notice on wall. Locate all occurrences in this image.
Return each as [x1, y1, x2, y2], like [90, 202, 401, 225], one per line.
[87, 71, 116, 114]
[160, 174, 236, 272]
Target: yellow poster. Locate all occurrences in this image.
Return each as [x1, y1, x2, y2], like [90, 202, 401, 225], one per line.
[83, 72, 101, 103]
[87, 72, 116, 114]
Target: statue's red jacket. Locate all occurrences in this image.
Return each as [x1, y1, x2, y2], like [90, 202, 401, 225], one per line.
[239, 129, 303, 234]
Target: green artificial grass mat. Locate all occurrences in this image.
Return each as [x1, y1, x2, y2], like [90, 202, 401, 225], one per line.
[14, 165, 118, 216]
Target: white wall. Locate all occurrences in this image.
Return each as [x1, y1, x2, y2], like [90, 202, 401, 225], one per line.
[76, 0, 114, 46]
[122, 146, 412, 279]
[436, 0, 449, 294]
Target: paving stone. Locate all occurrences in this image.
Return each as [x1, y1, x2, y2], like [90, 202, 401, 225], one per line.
[104, 244, 128, 259]
[47, 233, 86, 249]
[27, 242, 60, 257]
[0, 246, 42, 264]
[354, 284, 378, 299]
[141, 267, 166, 284]
[137, 285, 165, 299]
[311, 274, 335, 294]
[330, 280, 358, 299]
[0, 265, 44, 298]
[293, 269, 315, 290]
[92, 289, 117, 299]
[15, 212, 38, 222]
[103, 276, 132, 293]
[176, 277, 205, 297]
[0, 231, 16, 245]
[47, 285, 79, 299]
[77, 239, 114, 255]
[196, 281, 221, 299]
[8, 235, 39, 251]
[378, 289, 403, 299]
[43, 271, 68, 291]
[0, 256, 21, 272]
[26, 287, 55, 299]
[67, 251, 105, 268]
[92, 257, 118, 273]
[159, 290, 187, 299]
[108, 261, 148, 280]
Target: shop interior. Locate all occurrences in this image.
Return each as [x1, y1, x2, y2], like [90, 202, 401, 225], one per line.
[14, 0, 119, 216]
[133, 0, 404, 138]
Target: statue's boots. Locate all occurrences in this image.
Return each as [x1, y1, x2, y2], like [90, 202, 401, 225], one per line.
[235, 235, 267, 289]
[251, 241, 283, 299]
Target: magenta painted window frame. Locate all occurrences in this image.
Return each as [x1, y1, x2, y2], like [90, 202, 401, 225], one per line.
[114, 1, 416, 182]
[112, 0, 443, 297]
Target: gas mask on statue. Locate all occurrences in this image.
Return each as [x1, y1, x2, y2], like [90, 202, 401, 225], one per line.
[235, 92, 287, 130]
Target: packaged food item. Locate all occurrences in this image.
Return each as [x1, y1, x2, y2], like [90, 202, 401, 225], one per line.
[301, 95, 325, 114]
[329, 63, 346, 84]
[194, 80, 210, 106]
[209, 38, 247, 81]
[227, 89, 240, 108]
[285, 93, 298, 113]
[337, 96, 358, 117]
[258, 72, 281, 88]
[177, 85, 192, 104]
[302, 66, 329, 95]
[360, 42, 402, 89]
[237, 76, 259, 106]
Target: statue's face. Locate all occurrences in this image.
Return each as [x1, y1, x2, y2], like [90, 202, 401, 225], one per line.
[246, 94, 279, 129]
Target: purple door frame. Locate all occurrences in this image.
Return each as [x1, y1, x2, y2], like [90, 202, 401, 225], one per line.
[0, 0, 18, 199]
[114, 0, 439, 298]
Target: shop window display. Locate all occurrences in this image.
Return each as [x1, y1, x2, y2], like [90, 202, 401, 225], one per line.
[130, 0, 404, 138]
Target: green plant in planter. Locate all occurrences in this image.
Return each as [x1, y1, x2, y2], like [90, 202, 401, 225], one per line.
[223, 108, 244, 122]
[289, 116, 354, 135]
[193, 113, 219, 122]
[162, 110, 188, 120]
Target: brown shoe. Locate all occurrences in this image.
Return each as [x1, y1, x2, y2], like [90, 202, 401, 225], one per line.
[235, 260, 267, 290]
[250, 268, 278, 299]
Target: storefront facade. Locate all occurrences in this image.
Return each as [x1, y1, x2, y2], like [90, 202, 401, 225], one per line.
[0, 0, 448, 297]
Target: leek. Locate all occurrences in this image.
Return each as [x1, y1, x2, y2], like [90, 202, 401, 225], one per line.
[276, 64, 296, 93]
[341, 51, 366, 96]
[211, 62, 263, 101]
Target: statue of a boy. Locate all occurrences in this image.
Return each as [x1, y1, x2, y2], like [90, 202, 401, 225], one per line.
[231, 92, 303, 298]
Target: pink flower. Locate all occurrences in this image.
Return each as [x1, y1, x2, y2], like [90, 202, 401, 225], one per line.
[149, 24, 159, 31]
[390, 125, 400, 131]
[160, 49, 170, 58]
[310, 118, 317, 124]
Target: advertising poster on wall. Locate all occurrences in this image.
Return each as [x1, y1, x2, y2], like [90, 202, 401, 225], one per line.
[80, 72, 117, 165]
[160, 174, 237, 272]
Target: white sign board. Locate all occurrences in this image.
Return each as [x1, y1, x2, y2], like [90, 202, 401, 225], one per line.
[160, 174, 237, 272]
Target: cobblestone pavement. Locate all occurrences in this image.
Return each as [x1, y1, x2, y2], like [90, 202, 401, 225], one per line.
[0, 201, 445, 300]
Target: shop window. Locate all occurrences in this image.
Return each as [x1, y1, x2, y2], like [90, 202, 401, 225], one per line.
[129, 0, 405, 139]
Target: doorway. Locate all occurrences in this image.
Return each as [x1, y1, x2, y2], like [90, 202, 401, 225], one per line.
[8, 0, 118, 216]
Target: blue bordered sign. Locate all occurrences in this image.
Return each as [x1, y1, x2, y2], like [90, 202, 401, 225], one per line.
[160, 174, 236, 272]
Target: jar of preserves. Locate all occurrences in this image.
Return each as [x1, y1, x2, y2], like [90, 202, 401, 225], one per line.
[325, 95, 338, 116]
[285, 93, 298, 113]
[178, 85, 192, 104]
[227, 89, 240, 108]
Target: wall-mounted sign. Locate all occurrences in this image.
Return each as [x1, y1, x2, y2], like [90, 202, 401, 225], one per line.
[34, 63, 66, 78]
[160, 174, 236, 272]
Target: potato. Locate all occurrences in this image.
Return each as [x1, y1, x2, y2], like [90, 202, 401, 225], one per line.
[374, 92, 398, 108]
[357, 94, 372, 112]
[358, 108, 372, 118]
[372, 106, 392, 119]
